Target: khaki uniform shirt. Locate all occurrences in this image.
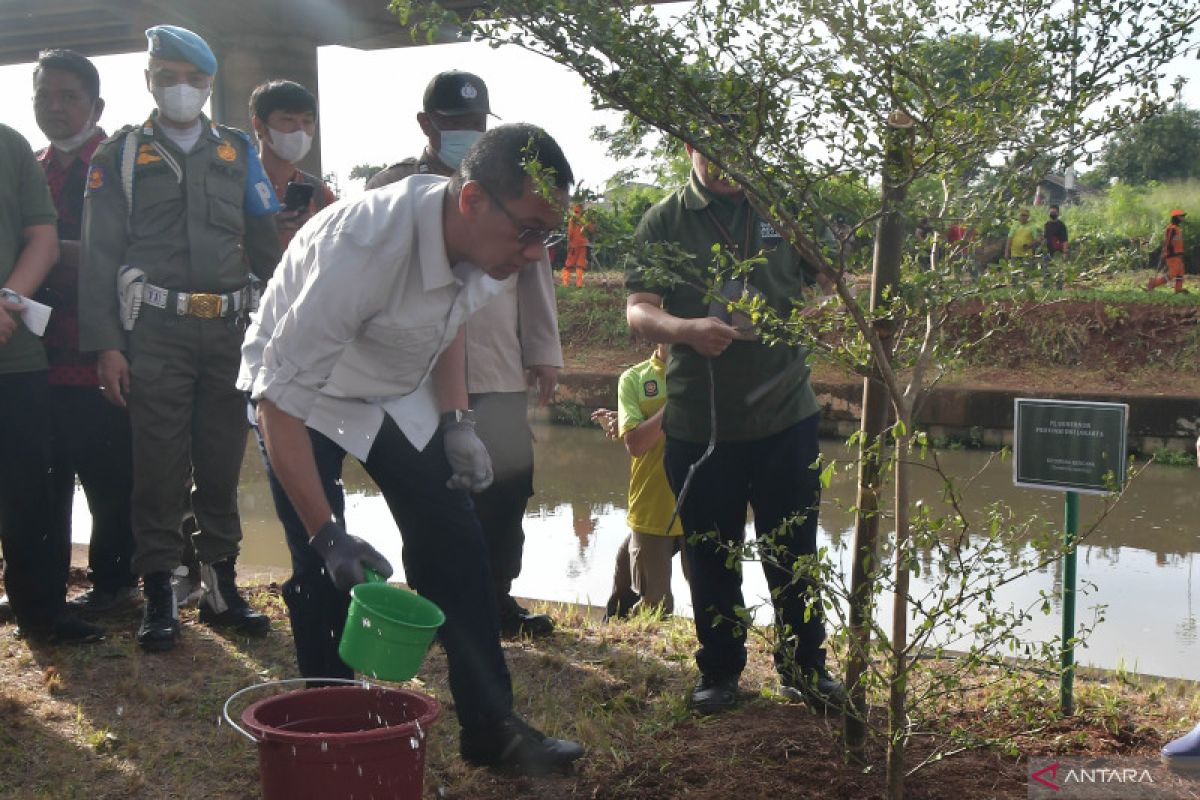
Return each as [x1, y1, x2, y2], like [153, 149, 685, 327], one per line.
[626, 173, 820, 444]
[365, 152, 563, 393]
[79, 113, 280, 352]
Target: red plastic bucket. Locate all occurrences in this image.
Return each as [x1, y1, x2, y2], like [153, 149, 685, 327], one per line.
[237, 684, 440, 800]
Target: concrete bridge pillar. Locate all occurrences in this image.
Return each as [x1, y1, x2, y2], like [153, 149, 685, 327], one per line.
[210, 34, 324, 178]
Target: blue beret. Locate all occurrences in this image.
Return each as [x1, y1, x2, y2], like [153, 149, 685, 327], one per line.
[146, 25, 217, 75]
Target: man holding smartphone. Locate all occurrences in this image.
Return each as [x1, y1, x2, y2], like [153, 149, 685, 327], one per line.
[248, 80, 336, 250]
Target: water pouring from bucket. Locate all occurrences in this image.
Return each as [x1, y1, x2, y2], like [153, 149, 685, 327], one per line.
[338, 568, 446, 682]
[224, 573, 447, 798]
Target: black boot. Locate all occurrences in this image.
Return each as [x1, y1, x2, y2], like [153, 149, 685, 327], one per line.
[137, 571, 179, 653]
[198, 558, 270, 637]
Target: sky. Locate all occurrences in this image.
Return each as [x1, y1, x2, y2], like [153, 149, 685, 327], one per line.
[0, 14, 1197, 198]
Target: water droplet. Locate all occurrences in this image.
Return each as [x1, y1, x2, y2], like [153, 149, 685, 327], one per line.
[320, 741, 329, 752]
[409, 737, 419, 749]
[361, 617, 372, 629]
[357, 766, 364, 776]
[116, 705, 123, 716]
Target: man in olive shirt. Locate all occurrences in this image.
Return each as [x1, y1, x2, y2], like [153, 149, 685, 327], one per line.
[0, 123, 104, 643]
[625, 143, 844, 715]
[79, 25, 280, 652]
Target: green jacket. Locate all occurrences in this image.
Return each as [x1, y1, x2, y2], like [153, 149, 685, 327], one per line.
[0, 124, 57, 374]
[79, 113, 280, 352]
[626, 173, 820, 443]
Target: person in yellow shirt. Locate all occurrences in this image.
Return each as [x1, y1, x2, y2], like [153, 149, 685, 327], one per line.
[594, 344, 690, 618]
[1005, 208, 1040, 260]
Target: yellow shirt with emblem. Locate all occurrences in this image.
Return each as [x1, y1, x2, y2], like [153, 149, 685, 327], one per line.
[618, 352, 683, 537]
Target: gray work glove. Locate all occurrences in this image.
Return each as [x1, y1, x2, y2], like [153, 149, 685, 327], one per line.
[309, 521, 393, 592]
[443, 418, 494, 492]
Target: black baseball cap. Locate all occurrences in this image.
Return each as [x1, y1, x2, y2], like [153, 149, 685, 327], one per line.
[423, 71, 492, 116]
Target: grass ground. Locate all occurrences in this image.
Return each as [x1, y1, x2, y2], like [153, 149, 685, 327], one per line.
[2, 573, 1198, 799]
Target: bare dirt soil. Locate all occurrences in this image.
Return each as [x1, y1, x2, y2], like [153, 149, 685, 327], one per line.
[563, 294, 1200, 399]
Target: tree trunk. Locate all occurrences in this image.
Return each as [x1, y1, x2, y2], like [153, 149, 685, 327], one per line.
[844, 111, 913, 759]
[887, 423, 913, 800]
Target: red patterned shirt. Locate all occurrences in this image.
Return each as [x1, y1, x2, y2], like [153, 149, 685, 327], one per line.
[36, 130, 105, 386]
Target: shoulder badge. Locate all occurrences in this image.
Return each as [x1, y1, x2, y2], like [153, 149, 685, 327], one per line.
[643, 379, 659, 398]
[86, 164, 106, 193]
[216, 141, 238, 162]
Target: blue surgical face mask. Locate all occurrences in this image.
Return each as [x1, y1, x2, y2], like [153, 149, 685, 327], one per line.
[433, 125, 483, 169]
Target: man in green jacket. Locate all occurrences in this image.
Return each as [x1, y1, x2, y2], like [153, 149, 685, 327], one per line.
[0, 122, 104, 644]
[626, 143, 845, 715]
[79, 25, 280, 652]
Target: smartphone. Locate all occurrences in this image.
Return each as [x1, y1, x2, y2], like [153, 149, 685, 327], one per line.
[282, 181, 315, 212]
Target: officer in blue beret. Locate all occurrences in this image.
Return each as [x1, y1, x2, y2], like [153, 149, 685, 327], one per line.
[79, 24, 280, 653]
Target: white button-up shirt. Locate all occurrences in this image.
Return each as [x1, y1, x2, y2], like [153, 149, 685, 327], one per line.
[238, 175, 505, 461]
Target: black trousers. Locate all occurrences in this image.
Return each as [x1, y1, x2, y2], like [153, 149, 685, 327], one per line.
[256, 413, 515, 735]
[49, 385, 135, 591]
[0, 371, 69, 629]
[664, 414, 826, 683]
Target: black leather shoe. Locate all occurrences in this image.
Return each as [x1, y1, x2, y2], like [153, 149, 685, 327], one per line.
[780, 666, 848, 715]
[603, 589, 640, 622]
[17, 613, 105, 644]
[498, 596, 554, 638]
[461, 715, 584, 776]
[691, 674, 739, 715]
[197, 559, 270, 637]
[137, 571, 179, 653]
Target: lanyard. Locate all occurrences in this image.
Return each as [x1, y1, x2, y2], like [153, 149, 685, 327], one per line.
[703, 200, 754, 261]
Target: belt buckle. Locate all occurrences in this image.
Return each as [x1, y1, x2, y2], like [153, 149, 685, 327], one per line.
[186, 293, 222, 319]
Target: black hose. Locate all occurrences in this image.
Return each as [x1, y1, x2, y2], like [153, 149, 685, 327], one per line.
[665, 358, 717, 535]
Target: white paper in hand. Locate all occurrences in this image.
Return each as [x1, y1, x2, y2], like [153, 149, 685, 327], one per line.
[19, 296, 51, 336]
[0, 289, 52, 336]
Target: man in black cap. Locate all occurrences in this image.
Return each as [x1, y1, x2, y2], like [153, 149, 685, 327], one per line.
[368, 71, 563, 638]
[367, 70, 491, 187]
[80, 24, 279, 652]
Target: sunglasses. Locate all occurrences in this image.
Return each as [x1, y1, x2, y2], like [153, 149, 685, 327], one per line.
[484, 186, 566, 248]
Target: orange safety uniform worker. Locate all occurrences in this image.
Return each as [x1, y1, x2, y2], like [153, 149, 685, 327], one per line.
[562, 202, 590, 288]
[1147, 209, 1188, 293]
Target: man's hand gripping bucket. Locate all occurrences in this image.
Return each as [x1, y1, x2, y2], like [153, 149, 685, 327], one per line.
[338, 568, 446, 682]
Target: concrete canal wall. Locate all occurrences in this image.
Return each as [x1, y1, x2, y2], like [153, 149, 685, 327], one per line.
[557, 372, 1200, 454]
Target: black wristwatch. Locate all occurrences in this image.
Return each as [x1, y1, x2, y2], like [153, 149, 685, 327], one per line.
[440, 408, 476, 426]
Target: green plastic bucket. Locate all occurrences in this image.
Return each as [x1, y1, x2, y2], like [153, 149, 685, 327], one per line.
[338, 577, 445, 682]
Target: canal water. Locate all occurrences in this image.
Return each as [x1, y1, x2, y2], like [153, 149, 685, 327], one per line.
[72, 416, 1200, 680]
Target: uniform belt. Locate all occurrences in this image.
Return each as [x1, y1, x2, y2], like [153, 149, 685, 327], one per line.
[142, 283, 253, 319]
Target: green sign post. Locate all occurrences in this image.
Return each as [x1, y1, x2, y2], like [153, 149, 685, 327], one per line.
[1013, 399, 1128, 715]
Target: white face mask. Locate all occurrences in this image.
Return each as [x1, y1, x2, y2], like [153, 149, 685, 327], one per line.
[266, 127, 313, 164]
[49, 108, 98, 153]
[434, 126, 483, 170]
[153, 83, 210, 124]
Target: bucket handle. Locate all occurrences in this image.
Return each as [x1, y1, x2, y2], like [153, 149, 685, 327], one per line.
[222, 677, 375, 744]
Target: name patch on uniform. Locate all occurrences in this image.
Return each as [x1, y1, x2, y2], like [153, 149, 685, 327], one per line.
[644, 379, 659, 397]
[86, 165, 105, 192]
[216, 142, 237, 162]
[759, 220, 782, 241]
[254, 181, 273, 210]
